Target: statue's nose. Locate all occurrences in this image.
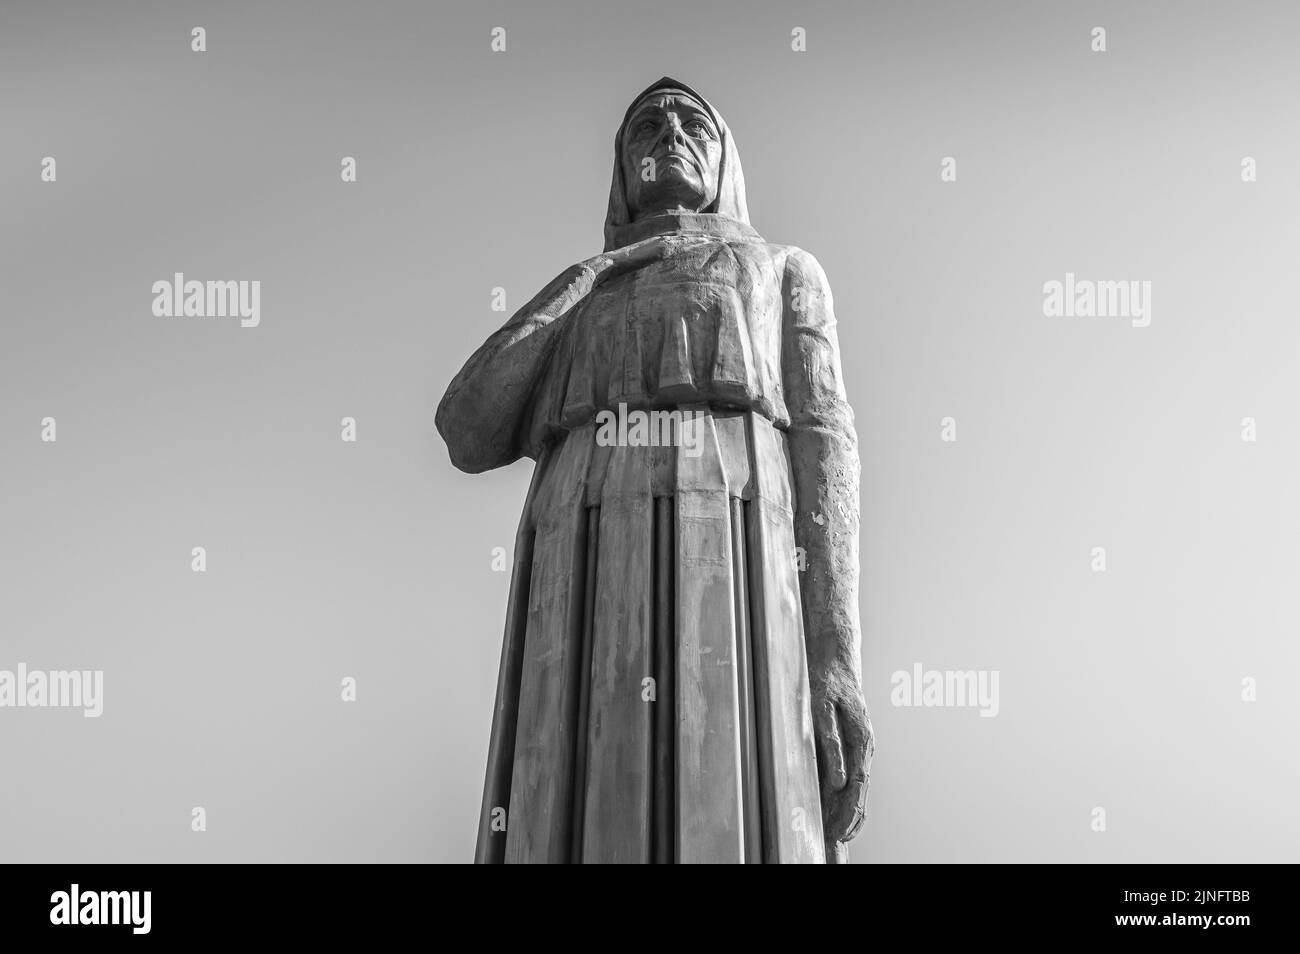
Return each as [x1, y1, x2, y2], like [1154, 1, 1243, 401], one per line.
[659, 115, 687, 148]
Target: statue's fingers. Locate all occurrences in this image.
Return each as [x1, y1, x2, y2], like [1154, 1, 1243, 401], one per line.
[825, 774, 865, 842]
[605, 237, 668, 274]
[627, 234, 673, 262]
[841, 781, 868, 842]
[814, 699, 846, 796]
[835, 703, 874, 841]
[839, 704, 875, 778]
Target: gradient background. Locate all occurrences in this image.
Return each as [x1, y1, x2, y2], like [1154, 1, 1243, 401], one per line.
[2, 0, 1297, 863]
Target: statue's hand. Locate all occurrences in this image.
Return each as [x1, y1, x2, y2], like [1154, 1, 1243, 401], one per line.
[811, 661, 875, 847]
[581, 233, 698, 287]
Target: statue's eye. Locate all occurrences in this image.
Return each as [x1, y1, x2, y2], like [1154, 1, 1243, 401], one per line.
[686, 120, 712, 137]
[636, 119, 657, 134]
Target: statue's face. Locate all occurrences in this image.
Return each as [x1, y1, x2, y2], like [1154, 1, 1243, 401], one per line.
[620, 93, 722, 218]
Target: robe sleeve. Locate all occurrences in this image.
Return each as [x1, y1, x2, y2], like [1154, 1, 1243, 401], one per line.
[779, 247, 863, 677]
[436, 263, 598, 473]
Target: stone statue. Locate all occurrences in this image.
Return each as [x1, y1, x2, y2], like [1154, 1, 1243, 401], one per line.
[437, 77, 873, 863]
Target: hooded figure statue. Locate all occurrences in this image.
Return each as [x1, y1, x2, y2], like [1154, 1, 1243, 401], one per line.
[437, 77, 873, 864]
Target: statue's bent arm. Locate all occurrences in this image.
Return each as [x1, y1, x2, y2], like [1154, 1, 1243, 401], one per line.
[435, 263, 598, 473]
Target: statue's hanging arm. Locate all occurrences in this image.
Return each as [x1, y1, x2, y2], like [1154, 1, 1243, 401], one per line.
[782, 247, 875, 857]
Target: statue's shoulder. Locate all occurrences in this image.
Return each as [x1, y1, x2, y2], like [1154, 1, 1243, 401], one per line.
[737, 239, 818, 266]
[753, 243, 831, 289]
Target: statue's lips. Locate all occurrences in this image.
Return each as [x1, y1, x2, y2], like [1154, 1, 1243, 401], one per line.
[654, 152, 699, 171]
[655, 155, 707, 178]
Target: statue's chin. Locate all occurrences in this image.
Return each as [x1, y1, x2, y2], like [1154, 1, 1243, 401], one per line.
[632, 188, 710, 219]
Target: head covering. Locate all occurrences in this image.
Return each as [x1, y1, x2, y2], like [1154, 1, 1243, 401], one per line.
[603, 77, 754, 251]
